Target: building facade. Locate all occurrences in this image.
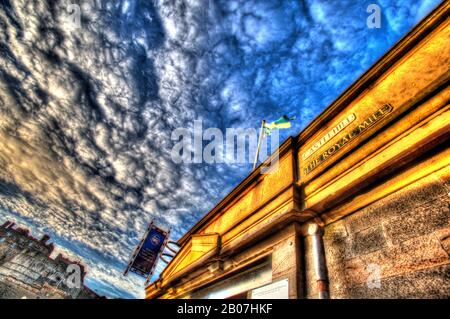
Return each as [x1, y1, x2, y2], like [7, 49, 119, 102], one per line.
[0, 221, 101, 299]
[146, 2, 450, 299]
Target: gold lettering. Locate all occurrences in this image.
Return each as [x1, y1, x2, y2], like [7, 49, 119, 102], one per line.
[303, 104, 393, 175]
[302, 113, 356, 160]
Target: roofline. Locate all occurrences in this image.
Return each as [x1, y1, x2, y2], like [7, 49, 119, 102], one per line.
[177, 136, 295, 245]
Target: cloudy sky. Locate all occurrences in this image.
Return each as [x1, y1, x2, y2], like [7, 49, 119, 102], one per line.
[0, 0, 441, 298]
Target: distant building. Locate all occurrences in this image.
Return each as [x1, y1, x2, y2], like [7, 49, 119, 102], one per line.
[146, 2, 450, 299]
[0, 221, 102, 299]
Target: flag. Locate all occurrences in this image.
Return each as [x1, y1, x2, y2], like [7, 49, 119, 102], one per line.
[263, 115, 296, 136]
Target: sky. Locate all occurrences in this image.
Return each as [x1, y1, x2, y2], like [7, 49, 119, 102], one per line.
[0, 0, 442, 298]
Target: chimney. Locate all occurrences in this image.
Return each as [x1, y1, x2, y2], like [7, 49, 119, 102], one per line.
[40, 234, 50, 244]
[16, 228, 29, 236]
[1, 221, 14, 229]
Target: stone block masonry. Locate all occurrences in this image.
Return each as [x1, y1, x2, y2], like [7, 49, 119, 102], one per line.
[0, 221, 102, 299]
[323, 170, 450, 299]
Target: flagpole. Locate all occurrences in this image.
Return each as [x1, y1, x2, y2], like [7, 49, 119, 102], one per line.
[253, 120, 266, 170]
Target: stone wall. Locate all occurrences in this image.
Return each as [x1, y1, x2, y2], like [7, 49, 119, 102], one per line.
[322, 169, 450, 298]
[0, 222, 101, 299]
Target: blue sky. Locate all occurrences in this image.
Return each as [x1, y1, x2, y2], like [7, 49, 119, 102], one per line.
[0, 0, 442, 298]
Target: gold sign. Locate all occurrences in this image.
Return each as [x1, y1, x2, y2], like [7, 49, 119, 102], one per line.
[302, 113, 356, 160]
[304, 104, 393, 175]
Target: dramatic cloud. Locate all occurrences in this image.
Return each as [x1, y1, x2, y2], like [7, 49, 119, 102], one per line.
[0, 0, 440, 298]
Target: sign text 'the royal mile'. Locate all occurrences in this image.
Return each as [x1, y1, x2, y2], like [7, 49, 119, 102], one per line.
[304, 104, 393, 175]
[302, 113, 356, 161]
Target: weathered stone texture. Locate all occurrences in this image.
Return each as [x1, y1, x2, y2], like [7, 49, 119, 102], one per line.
[336, 265, 449, 299]
[351, 226, 387, 256]
[0, 222, 101, 299]
[272, 226, 303, 299]
[384, 200, 449, 245]
[323, 173, 450, 298]
[345, 179, 449, 235]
